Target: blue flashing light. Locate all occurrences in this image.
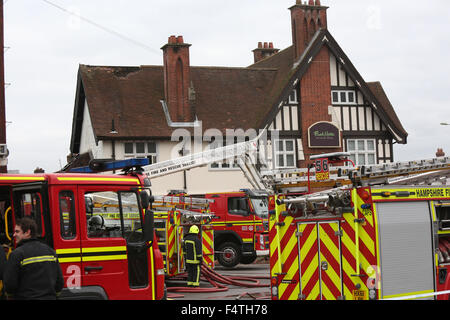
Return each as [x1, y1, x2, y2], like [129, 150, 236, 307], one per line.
[69, 158, 150, 173]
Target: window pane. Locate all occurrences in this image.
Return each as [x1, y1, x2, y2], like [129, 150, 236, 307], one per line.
[340, 92, 347, 103]
[228, 197, 249, 216]
[332, 92, 339, 103]
[289, 90, 297, 103]
[358, 140, 365, 151]
[349, 154, 356, 166]
[277, 155, 284, 167]
[124, 143, 133, 154]
[276, 140, 283, 151]
[86, 191, 122, 238]
[147, 142, 156, 153]
[347, 140, 355, 151]
[358, 154, 366, 165]
[136, 142, 145, 154]
[17, 192, 45, 237]
[59, 191, 76, 239]
[286, 155, 295, 167]
[367, 153, 376, 165]
[367, 140, 375, 151]
[120, 192, 143, 242]
[285, 140, 294, 151]
[348, 91, 355, 103]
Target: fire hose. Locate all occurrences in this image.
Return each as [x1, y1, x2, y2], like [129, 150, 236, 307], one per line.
[166, 262, 270, 294]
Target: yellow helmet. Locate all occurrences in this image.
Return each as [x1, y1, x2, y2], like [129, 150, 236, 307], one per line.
[189, 225, 200, 234]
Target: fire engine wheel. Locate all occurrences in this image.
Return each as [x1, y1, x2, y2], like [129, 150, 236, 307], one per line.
[217, 242, 241, 268]
[240, 253, 257, 264]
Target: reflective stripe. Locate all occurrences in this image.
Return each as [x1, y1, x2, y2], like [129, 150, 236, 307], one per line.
[56, 246, 128, 262]
[57, 177, 140, 184]
[185, 240, 200, 264]
[0, 176, 45, 181]
[21, 255, 57, 266]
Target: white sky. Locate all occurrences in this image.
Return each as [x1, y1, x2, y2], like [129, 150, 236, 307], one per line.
[3, 0, 450, 173]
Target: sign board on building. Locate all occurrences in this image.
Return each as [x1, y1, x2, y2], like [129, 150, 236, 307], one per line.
[308, 122, 341, 148]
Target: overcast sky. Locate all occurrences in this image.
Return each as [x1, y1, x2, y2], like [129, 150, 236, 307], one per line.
[3, 0, 450, 173]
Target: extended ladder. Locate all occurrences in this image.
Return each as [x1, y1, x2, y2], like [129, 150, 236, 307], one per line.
[262, 156, 450, 191]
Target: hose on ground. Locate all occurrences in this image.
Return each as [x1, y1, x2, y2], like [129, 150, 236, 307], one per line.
[166, 262, 269, 293]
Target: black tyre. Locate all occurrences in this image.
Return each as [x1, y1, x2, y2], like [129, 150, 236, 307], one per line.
[217, 242, 241, 268]
[240, 252, 257, 264]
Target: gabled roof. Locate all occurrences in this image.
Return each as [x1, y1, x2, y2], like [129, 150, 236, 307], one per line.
[70, 29, 407, 154]
[252, 29, 408, 143]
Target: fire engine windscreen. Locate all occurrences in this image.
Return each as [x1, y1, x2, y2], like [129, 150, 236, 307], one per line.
[250, 197, 269, 219]
[85, 191, 143, 241]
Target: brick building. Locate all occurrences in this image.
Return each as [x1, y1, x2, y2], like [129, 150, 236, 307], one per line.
[68, 0, 407, 194]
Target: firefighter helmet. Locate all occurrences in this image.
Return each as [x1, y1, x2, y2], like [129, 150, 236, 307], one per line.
[189, 225, 199, 234]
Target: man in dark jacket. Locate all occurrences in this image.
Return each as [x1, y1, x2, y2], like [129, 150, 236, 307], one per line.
[3, 217, 64, 300]
[0, 244, 5, 280]
[184, 225, 202, 287]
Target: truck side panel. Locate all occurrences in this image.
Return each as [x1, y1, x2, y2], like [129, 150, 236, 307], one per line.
[375, 201, 435, 300]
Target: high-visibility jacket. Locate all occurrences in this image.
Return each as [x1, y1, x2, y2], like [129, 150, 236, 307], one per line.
[3, 238, 64, 300]
[184, 233, 202, 264]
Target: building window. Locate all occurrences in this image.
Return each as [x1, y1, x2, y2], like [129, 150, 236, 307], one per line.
[274, 139, 296, 168]
[346, 139, 376, 166]
[288, 89, 298, 104]
[209, 140, 240, 171]
[124, 142, 157, 164]
[331, 90, 356, 105]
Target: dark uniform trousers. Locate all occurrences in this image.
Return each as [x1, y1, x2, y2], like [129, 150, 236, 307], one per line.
[184, 233, 202, 287]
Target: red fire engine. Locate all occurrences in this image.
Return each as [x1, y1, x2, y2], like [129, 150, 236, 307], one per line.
[205, 189, 269, 268]
[0, 169, 165, 300]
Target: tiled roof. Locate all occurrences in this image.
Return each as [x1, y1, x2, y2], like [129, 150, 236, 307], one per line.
[71, 29, 407, 153]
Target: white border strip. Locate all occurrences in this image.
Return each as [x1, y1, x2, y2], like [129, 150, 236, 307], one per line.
[382, 290, 450, 301]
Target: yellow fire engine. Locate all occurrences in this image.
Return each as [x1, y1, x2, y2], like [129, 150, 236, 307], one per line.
[267, 155, 450, 300]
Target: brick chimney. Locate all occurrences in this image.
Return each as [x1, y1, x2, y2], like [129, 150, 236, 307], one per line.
[161, 35, 193, 122]
[289, 0, 328, 61]
[252, 42, 280, 63]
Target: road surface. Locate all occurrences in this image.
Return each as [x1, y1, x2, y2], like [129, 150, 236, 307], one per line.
[166, 262, 271, 300]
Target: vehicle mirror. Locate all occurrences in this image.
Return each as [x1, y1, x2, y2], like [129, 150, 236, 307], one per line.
[143, 209, 154, 243]
[140, 190, 150, 209]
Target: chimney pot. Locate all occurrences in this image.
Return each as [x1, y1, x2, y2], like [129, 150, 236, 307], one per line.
[269, 42, 274, 48]
[264, 42, 268, 48]
[315, 0, 321, 5]
[177, 35, 184, 44]
[258, 42, 263, 48]
[169, 35, 177, 44]
[308, 0, 314, 5]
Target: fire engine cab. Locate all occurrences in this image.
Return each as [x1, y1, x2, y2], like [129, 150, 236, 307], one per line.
[0, 170, 166, 300]
[205, 189, 269, 268]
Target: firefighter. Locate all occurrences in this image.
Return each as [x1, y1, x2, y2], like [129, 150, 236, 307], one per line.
[0, 243, 5, 298]
[184, 225, 202, 287]
[3, 217, 64, 300]
[0, 244, 5, 279]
